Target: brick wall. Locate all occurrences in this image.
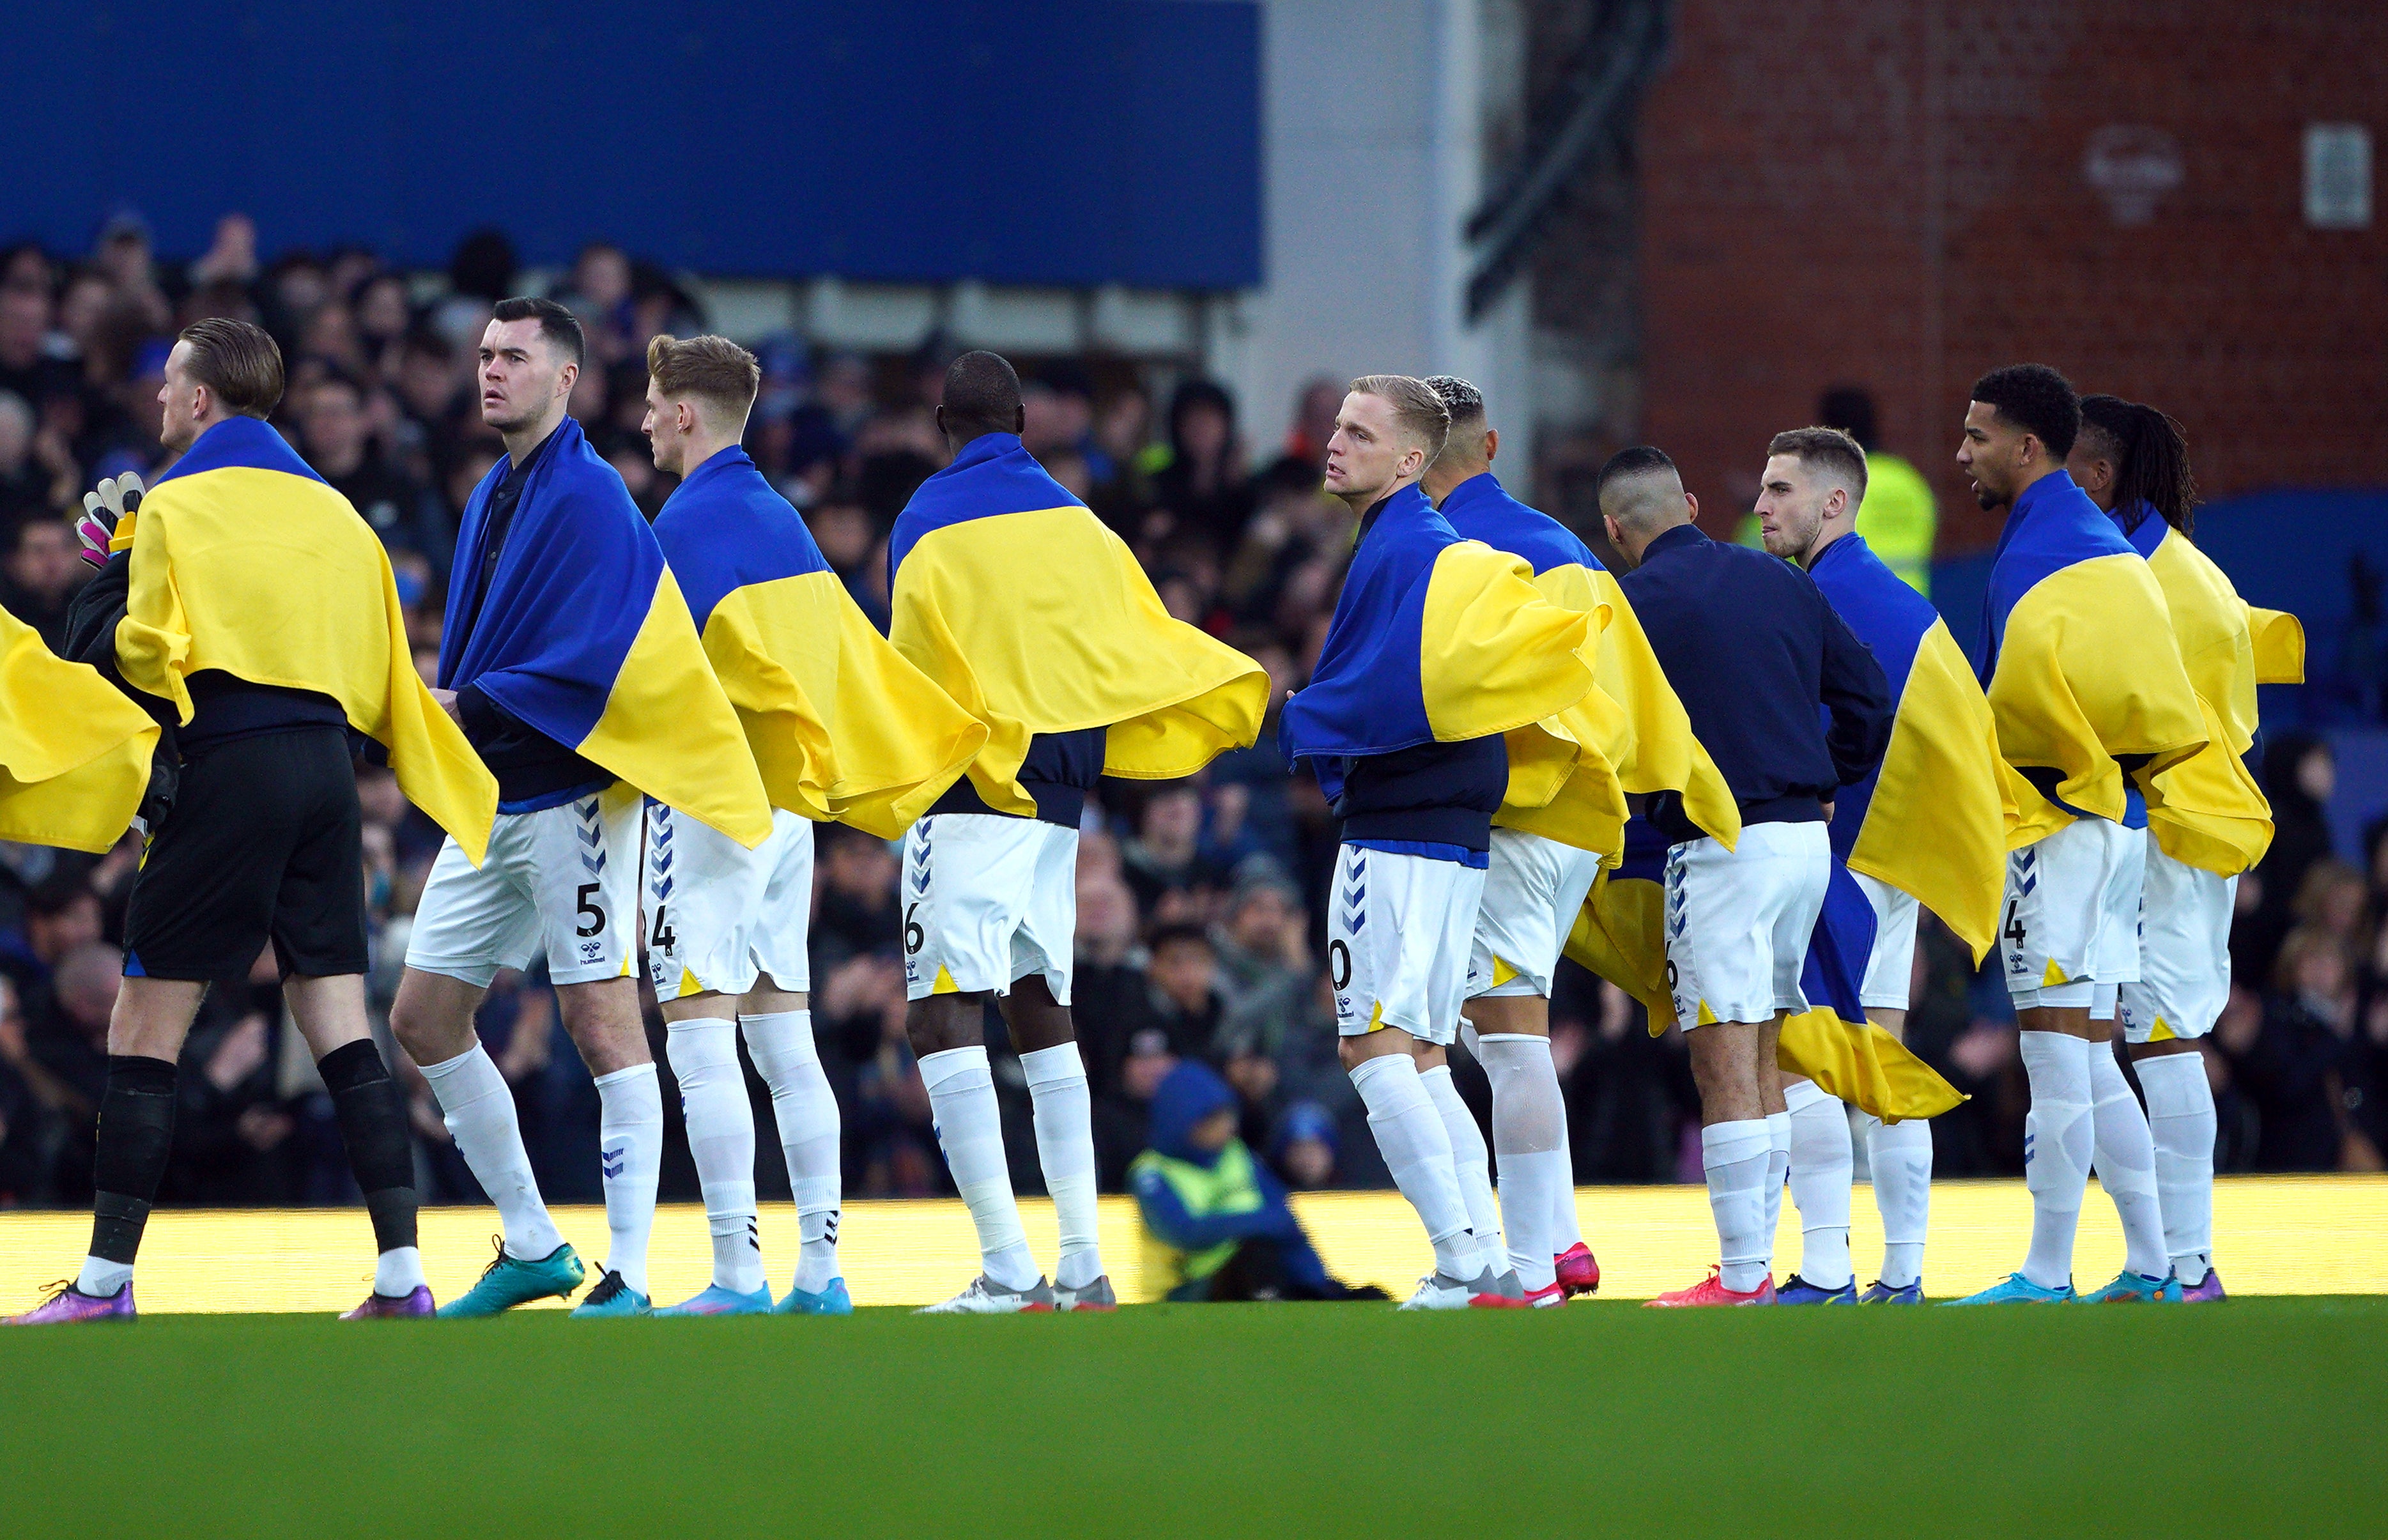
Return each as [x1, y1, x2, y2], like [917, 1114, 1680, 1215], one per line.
[1636, 0, 2387, 552]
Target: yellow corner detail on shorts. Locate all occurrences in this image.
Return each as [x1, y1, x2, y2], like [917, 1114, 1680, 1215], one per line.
[2148, 1016, 2177, 1042]
[932, 964, 959, 995]
[1367, 999, 1386, 1031]
[1695, 999, 1719, 1027]
[678, 966, 702, 1000]
[2042, 959, 2070, 988]
[1490, 956, 1519, 987]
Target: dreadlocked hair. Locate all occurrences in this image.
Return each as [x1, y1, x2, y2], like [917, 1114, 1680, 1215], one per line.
[2081, 394, 2198, 535]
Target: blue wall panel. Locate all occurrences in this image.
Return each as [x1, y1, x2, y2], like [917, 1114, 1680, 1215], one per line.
[4, 1, 1261, 289]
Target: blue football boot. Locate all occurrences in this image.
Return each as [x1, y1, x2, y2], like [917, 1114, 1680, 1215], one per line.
[1943, 1272, 2074, 1305]
[435, 1239, 585, 1319]
[568, 1268, 652, 1318]
[654, 1283, 773, 1317]
[775, 1277, 854, 1316]
[1859, 1278, 1924, 1304]
[1776, 1273, 1858, 1305]
[2077, 1269, 2181, 1303]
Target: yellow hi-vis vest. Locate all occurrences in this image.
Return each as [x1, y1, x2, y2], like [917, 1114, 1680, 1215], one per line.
[1130, 1141, 1265, 1289]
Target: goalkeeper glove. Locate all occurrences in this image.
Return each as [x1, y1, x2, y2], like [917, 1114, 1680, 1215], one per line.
[75, 472, 144, 569]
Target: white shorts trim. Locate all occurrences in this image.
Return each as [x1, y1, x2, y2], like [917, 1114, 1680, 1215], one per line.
[405, 783, 641, 988]
[2120, 845, 2235, 1043]
[643, 802, 814, 1002]
[2001, 816, 2145, 1006]
[1467, 828, 1605, 1001]
[1330, 844, 1485, 1044]
[900, 814, 1077, 1003]
[1665, 822, 1830, 1029]
[1853, 870, 1920, 1012]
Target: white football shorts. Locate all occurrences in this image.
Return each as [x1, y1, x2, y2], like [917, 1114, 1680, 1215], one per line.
[406, 783, 642, 988]
[643, 801, 815, 1002]
[1854, 869, 1921, 1012]
[900, 813, 1077, 1003]
[1329, 843, 1486, 1045]
[2001, 815, 2145, 1010]
[2120, 842, 2235, 1043]
[1664, 820, 1831, 1029]
[1467, 828, 1605, 1001]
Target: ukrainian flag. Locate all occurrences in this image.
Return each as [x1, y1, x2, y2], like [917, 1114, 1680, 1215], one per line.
[440, 417, 767, 849]
[1280, 483, 1603, 803]
[654, 447, 983, 838]
[0, 606, 156, 852]
[1980, 470, 2206, 846]
[1810, 532, 2008, 961]
[1562, 819, 1962, 1121]
[1438, 470, 1739, 857]
[109, 416, 496, 862]
[2118, 511, 2303, 877]
[890, 433, 1265, 813]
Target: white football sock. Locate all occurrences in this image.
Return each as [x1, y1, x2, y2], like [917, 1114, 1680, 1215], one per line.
[1862, 1112, 1934, 1290]
[1420, 1061, 1502, 1278]
[742, 1010, 842, 1293]
[1349, 1052, 1480, 1281]
[2089, 1043, 2168, 1279]
[1762, 1109, 1792, 1268]
[419, 1042, 564, 1261]
[75, 1257, 132, 1297]
[1784, 1080, 1854, 1290]
[1020, 1041, 1104, 1291]
[594, 1061, 663, 1296]
[666, 1017, 764, 1295]
[1702, 1119, 1773, 1293]
[2135, 1051, 2217, 1284]
[1479, 1033, 1566, 1291]
[920, 1045, 1038, 1291]
[374, 1246, 427, 1297]
[1550, 1100, 1585, 1253]
[2019, 1031, 2094, 1291]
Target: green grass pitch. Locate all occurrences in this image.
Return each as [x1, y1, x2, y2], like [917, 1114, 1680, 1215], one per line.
[4, 1299, 2381, 1537]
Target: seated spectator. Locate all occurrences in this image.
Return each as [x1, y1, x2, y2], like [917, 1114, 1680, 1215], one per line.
[2224, 927, 2375, 1171]
[21, 939, 118, 1205]
[2, 870, 104, 999]
[1121, 786, 1230, 926]
[1269, 1099, 1341, 1189]
[1, 518, 83, 647]
[1129, 1060, 1378, 1301]
[0, 976, 43, 1203]
[822, 951, 938, 1197]
[0, 390, 65, 536]
[1144, 923, 1225, 1061]
[1212, 872, 1313, 1053]
[300, 371, 449, 565]
[812, 828, 902, 974]
[1150, 378, 1252, 556]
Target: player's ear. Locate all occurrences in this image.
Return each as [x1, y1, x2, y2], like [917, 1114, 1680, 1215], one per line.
[1483, 426, 1498, 463]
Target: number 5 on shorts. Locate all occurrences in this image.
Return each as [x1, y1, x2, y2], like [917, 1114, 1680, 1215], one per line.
[576, 882, 606, 939]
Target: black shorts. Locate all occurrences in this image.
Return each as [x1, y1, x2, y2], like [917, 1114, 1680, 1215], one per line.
[122, 726, 370, 982]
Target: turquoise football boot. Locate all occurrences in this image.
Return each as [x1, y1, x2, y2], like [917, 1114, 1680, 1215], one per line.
[435, 1240, 585, 1319]
[569, 1268, 652, 1318]
[2077, 1269, 2181, 1303]
[775, 1277, 854, 1316]
[1942, 1272, 2075, 1305]
[654, 1283, 773, 1318]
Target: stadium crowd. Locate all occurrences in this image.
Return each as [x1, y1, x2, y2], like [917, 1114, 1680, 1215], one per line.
[3, 215, 2378, 1216]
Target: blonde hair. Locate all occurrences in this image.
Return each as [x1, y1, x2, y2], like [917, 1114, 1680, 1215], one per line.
[1348, 373, 1450, 463]
[645, 333, 760, 420]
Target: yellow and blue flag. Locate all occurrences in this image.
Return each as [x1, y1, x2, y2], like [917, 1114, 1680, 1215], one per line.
[111, 415, 496, 862]
[1438, 470, 1739, 857]
[1280, 482, 1602, 809]
[1562, 818, 1962, 1121]
[0, 606, 156, 852]
[1980, 470, 2205, 845]
[1810, 532, 2008, 961]
[652, 447, 983, 838]
[2118, 510, 2302, 877]
[442, 416, 767, 847]
[890, 433, 1265, 814]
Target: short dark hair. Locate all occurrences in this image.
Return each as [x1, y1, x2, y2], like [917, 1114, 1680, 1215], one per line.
[490, 295, 585, 369]
[1148, 922, 1213, 957]
[178, 317, 283, 418]
[941, 350, 1022, 441]
[1970, 364, 2079, 459]
[2079, 394, 2198, 535]
[1766, 426, 1869, 503]
[1423, 374, 1486, 429]
[1595, 444, 1677, 497]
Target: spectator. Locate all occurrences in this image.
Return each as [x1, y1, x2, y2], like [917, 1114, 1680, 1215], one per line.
[1151, 378, 1252, 555]
[300, 372, 449, 566]
[811, 828, 901, 974]
[2224, 927, 2376, 1171]
[1144, 923, 1226, 1063]
[1121, 785, 1229, 927]
[0, 390, 66, 534]
[1129, 1059, 1377, 1301]
[0, 283, 77, 412]
[21, 939, 118, 1205]
[1269, 1099, 1341, 1189]
[1, 519, 84, 647]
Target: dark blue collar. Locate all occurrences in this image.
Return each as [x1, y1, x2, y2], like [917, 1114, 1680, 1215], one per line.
[1355, 481, 1432, 549]
[948, 432, 1019, 472]
[1641, 521, 1707, 563]
[676, 443, 756, 498]
[1435, 470, 1503, 518]
[1806, 529, 1868, 576]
